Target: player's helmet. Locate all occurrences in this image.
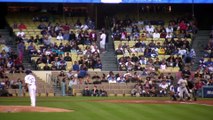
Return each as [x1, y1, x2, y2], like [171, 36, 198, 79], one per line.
[25, 69, 32, 75]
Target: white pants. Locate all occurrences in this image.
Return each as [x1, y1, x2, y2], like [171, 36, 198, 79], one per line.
[28, 85, 36, 107]
[179, 87, 190, 99]
[100, 43, 105, 49]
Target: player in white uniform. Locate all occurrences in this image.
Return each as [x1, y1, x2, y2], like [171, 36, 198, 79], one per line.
[178, 77, 190, 101]
[24, 70, 36, 107]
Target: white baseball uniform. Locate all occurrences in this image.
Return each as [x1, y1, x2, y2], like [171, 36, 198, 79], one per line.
[178, 78, 190, 100]
[25, 74, 36, 107]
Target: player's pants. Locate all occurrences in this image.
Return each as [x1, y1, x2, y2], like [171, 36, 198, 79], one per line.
[28, 85, 36, 107]
[179, 87, 190, 99]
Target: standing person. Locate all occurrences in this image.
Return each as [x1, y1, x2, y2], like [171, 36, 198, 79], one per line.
[17, 41, 25, 63]
[187, 79, 196, 101]
[169, 84, 178, 101]
[18, 78, 23, 96]
[178, 76, 190, 101]
[100, 30, 106, 53]
[61, 78, 66, 96]
[24, 70, 36, 107]
[68, 76, 77, 96]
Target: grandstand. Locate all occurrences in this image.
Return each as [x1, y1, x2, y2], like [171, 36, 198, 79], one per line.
[0, 3, 212, 98]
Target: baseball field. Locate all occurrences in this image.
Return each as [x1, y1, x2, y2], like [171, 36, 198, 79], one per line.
[0, 97, 213, 120]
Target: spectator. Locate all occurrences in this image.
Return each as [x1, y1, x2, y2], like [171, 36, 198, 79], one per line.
[43, 63, 51, 70]
[82, 86, 91, 96]
[64, 52, 72, 61]
[153, 30, 160, 38]
[91, 86, 99, 96]
[100, 30, 107, 53]
[94, 60, 102, 69]
[17, 78, 23, 96]
[56, 32, 64, 41]
[68, 76, 77, 96]
[18, 23, 27, 30]
[72, 61, 80, 71]
[61, 78, 66, 96]
[16, 29, 25, 40]
[159, 80, 169, 96]
[17, 41, 25, 63]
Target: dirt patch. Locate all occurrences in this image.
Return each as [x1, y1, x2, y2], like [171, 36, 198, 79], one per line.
[94, 99, 213, 106]
[0, 106, 73, 113]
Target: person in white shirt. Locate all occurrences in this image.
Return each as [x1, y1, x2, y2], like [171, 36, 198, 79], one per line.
[152, 30, 160, 39]
[166, 32, 173, 39]
[159, 80, 169, 96]
[24, 70, 36, 107]
[178, 77, 190, 101]
[160, 62, 167, 70]
[166, 26, 173, 33]
[66, 70, 73, 79]
[178, 48, 187, 56]
[68, 76, 77, 96]
[145, 24, 154, 34]
[56, 33, 64, 41]
[100, 31, 106, 52]
[16, 29, 25, 39]
[90, 44, 100, 54]
[80, 24, 89, 31]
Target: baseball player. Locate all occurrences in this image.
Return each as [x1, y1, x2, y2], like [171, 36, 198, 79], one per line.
[178, 76, 190, 101]
[24, 70, 36, 107]
[169, 84, 179, 101]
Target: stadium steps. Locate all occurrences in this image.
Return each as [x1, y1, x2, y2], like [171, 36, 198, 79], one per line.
[0, 28, 13, 45]
[100, 32, 118, 71]
[22, 57, 35, 70]
[0, 28, 34, 70]
[191, 30, 211, 71]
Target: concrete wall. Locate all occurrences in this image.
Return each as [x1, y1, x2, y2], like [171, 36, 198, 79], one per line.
[32, 71, 52, 83]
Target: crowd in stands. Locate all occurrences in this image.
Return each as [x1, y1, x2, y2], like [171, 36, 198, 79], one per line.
[4, 11, 213, 99]
[0, 23, 27, 96]
[195, 29, 213, 88]
[0, 44, 25, 77]
[53, 68, 176, 97]
[112, 16, 197, 71]
[12, 15, 102, 71]
[82, 85, 107, 96]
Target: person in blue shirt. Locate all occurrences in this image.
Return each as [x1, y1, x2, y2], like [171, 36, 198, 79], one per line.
[72, 61, 80, 71]
[78, 69, 87, 84]
[94, 60, 102, 69]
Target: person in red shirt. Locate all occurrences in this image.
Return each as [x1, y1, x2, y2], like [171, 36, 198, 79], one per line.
[18, 23, 27, 30]
[62, 23, 70, 31]
[179, 20, 187, 31]
[195, 80, 203, 90]
[194, 80, 204, 101]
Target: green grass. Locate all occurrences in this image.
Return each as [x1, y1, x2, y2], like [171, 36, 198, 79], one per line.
[0, 97, 213, 120]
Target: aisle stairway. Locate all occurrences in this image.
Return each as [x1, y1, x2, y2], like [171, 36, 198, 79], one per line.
[0, 28, 34, 70]
[100, 32, 118, 71]
[191, 30, 211, 70]
[0, 28, 55, 96]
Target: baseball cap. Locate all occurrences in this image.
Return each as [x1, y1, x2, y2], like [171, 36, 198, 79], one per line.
[25, 69, 32, 75]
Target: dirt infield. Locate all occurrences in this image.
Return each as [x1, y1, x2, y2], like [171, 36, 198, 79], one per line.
[94, 99, 213, 106]
[0, 106, 73, 113]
